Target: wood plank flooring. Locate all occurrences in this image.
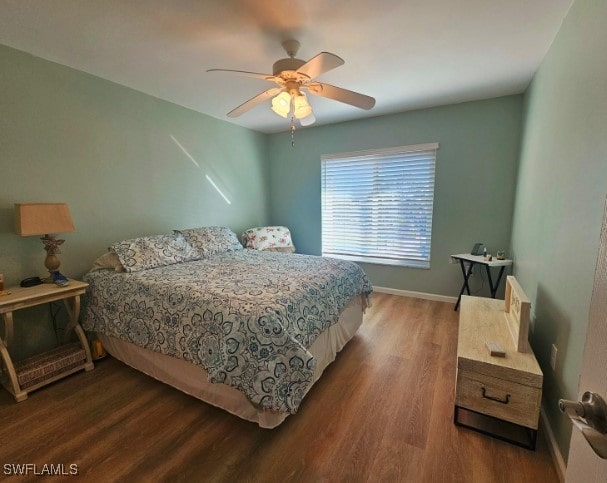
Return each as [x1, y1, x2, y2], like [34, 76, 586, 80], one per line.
[0, 294, 559, 482]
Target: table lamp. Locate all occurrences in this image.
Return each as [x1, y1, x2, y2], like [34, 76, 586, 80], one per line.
[15, 203, 75, 283]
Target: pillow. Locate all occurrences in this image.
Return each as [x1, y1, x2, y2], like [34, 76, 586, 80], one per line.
[241, 226, 295, 252]
[177, 226, 243, 258]
[110, 232, 197, 272]
[90, 251, 125, 272]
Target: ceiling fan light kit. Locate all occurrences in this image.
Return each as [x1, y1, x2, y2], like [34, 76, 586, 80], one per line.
[299, 111, 316, 127]
[208, 39, 376, 132]
[271, 91, 291, 118]
[293, 93, 312, 119]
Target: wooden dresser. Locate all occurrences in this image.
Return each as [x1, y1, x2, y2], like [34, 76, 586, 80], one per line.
[454, 277, 543, 449]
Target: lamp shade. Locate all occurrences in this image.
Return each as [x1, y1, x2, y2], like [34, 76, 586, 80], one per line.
[299, 111, 316, 126]
[293, 93, 312, 119]
[15, 203, 75, 236]
[271, 92, 291, 118]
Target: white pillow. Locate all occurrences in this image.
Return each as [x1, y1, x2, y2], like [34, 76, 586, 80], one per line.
[241, 226, 295, 252]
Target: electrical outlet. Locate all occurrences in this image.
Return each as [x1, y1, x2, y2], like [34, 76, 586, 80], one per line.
[550, 344, 558, 370]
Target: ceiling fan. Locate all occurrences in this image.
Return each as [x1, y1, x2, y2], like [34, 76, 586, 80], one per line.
[208, 40, 375, 126]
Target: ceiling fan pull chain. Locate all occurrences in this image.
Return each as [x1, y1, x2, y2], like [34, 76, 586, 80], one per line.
[290, 116, 296, 147]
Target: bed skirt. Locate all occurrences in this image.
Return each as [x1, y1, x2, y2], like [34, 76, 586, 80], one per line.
[98, 294, 365, 428]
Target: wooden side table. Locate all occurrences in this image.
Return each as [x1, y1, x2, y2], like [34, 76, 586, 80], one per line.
[0, 279, 94, 401]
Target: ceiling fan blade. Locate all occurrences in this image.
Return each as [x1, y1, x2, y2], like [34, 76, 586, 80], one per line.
[207, 69, 276, 82]
[307, 83, 375, 110]
[227, 87, 283, 117]
[297, 52, 344, 80]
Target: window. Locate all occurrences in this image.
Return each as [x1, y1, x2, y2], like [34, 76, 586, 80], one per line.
[321, 143, 438, 268]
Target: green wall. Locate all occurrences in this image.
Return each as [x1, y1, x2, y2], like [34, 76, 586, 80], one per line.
[0, 44, 270, 359]
[510, 0, 607, 462]
[6, 12, 597, 467]
[268, 96, 523, 297]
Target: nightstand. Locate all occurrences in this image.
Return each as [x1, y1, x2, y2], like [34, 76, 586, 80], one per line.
[0, 279, 94, 401]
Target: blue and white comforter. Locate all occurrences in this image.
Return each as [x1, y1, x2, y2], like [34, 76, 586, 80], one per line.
[82, 250, 372, 414]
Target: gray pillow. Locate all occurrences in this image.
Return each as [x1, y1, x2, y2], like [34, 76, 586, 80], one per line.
[176, 226, 243, 259]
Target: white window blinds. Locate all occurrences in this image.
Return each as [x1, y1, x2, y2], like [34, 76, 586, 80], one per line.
[321, 143, 438, 268]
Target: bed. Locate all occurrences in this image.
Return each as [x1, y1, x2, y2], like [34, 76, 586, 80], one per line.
[82, 227, 372, 428]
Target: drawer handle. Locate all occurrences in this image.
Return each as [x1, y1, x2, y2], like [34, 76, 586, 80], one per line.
[481, 386, 510, 404]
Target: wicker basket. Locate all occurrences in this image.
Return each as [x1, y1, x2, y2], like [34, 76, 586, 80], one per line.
[14, 343, 86, 389]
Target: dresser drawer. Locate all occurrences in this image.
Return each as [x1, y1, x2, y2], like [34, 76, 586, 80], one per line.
[455, 369, 541, 429]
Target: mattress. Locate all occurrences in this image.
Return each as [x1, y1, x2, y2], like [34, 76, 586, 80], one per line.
[98, 294, 364, 428]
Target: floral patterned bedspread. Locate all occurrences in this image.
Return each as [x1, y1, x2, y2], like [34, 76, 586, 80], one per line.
[82, 250, 372, 414]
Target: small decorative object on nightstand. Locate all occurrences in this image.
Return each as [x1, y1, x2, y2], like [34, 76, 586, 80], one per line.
[0, 279, 93, 401]
[90, 338, 107, 360]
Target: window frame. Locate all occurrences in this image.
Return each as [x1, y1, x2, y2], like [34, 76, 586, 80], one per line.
[321, 142, 438, 269]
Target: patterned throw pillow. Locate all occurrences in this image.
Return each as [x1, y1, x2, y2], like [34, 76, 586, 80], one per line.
[241, 226, 295, 252]
[177, 226, 243, 259]
[110, 232, 197, 272]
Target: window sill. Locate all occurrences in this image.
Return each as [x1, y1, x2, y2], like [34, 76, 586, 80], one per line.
[322, 253, 430, 269]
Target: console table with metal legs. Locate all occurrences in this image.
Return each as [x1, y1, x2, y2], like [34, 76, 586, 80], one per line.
[451, 254, 513, 311]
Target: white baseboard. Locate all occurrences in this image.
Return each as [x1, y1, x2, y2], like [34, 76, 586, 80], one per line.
[541, 406, 566, 482]
[373, 286, 457, 304]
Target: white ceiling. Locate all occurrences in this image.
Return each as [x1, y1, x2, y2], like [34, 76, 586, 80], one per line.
[0, 0, 573, 134]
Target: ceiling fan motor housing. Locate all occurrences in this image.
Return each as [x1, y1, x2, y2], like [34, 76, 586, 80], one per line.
[273, 58, 306, 77]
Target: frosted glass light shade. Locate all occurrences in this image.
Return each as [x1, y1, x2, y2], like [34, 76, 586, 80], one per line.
[293, 93, 312, 119]
[271, 92, 291, 118]
[300, 112, 316, 126]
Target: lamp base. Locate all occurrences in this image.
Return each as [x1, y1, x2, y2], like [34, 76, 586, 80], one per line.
[41, 235, 65, 274]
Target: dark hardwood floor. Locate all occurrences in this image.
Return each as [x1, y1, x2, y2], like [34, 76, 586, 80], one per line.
[0, 293, 558, 482]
